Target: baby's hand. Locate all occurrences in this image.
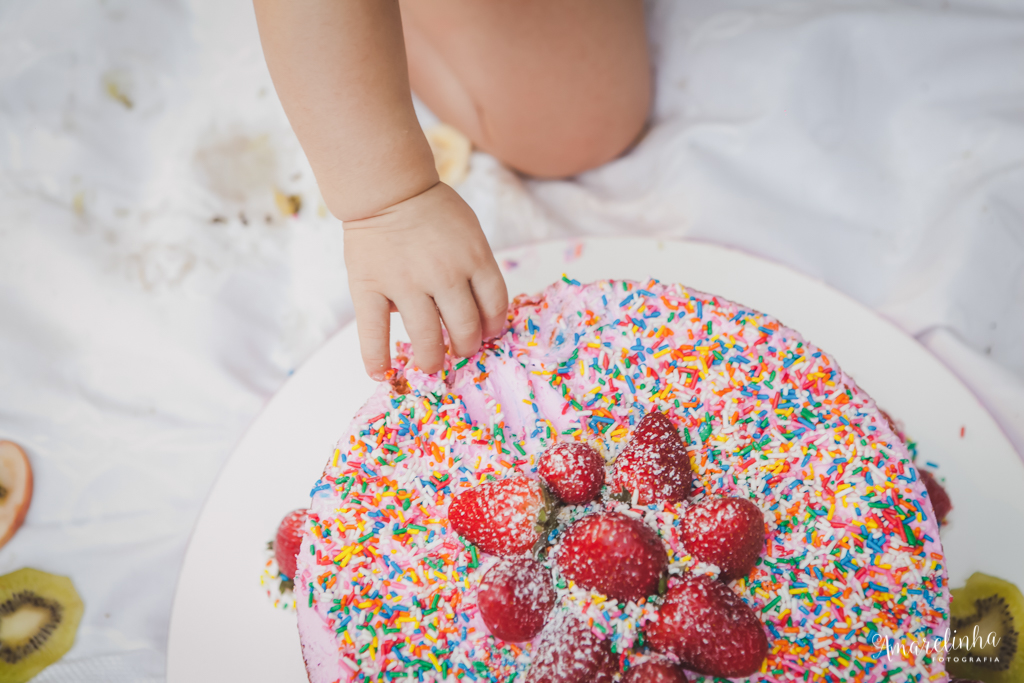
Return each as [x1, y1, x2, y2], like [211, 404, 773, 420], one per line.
[344, 182, 508, 380]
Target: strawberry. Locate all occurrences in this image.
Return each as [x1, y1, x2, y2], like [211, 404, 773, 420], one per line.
[477, 557, 556, 642]
[539, 442, 605, 504]
[274, 508, 309, 580]
[918, 470, 952, 525]
[645, 575, 768, 678]
[448, 475, 553, 557]
[525, 613, 617, 683]
[622, 656, 690, 683]
[556, 511, 668, 603]
[680, 497, 766, 582]
[612, 412, 692, 505]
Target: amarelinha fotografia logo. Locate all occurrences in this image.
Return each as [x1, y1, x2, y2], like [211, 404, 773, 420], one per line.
[872, 625, 1005, 666]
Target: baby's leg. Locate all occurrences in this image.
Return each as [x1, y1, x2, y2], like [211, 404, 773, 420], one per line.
[399, 0, 651, 179]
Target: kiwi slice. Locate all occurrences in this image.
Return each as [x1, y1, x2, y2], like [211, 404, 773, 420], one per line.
[947, 572, 1023, 683]
[0, 568, 83, 683]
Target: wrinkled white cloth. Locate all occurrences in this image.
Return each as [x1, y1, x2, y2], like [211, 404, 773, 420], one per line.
[0, 0, 1022, 680]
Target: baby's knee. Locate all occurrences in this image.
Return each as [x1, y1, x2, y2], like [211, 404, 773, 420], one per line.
[480, 79, 652, 180]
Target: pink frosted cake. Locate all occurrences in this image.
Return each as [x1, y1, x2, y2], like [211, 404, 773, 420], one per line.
[296, 278, 950, 682]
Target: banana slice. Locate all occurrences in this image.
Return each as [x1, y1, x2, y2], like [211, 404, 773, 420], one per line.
[425, 123, 472, 186]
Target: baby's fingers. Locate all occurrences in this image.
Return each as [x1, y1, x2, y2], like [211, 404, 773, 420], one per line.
[435, 284, 482, 359]
[396, 294, 446, 374]
[352, 289, 393, 381]
[472, 266, 509, 341]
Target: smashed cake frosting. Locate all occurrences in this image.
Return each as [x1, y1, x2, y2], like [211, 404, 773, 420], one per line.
[296, 278, 950, 683]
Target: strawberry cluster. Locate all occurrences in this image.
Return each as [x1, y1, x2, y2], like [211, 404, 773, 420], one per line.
[447, 412, 772, 682]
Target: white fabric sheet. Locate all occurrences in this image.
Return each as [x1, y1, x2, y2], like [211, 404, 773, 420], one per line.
[0, 0, 1022, 680]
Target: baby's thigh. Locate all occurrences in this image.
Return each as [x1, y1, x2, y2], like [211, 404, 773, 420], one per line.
[401, 0, 650, 178]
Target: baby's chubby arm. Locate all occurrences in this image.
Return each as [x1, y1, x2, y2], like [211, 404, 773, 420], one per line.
[254, 0, 508, 379]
